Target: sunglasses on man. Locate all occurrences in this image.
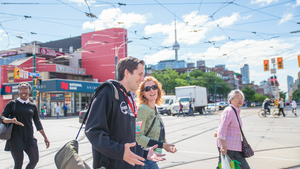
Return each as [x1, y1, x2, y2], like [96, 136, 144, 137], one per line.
[142, 85, 158, 92]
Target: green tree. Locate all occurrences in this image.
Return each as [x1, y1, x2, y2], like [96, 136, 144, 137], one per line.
[292, 88, 300, 101]
[241, 87, 255, 106]
[252, 93, 268, 102]
[152, 68, 180, 94]
[279, 91, 287, 100]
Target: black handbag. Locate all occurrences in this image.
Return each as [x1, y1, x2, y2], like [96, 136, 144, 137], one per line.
[0, 100, 16, 140]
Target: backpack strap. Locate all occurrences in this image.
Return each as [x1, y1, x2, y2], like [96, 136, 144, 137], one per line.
[145, 108, 158, 137]
[75, 82, 119, 140]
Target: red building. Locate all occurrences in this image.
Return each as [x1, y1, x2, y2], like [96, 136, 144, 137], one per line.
[81, 28, 128, 82]
[0, 28, 128, 114]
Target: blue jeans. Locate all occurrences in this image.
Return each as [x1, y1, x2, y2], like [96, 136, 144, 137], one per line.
[177, 109, 185, 117]
[142, 159, 159, 169]
[187, 109, 195, 116]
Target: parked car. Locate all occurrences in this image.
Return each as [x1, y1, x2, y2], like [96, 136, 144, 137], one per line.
[217, 102, 228, 110]
[79, 109, 88, 124]
[251, 102, 256, 107]
[205, 103, 219, 113]
[157, 95, 176, 115]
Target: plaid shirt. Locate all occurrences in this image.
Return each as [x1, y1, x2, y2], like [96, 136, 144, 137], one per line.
[217, 104, 242, 152]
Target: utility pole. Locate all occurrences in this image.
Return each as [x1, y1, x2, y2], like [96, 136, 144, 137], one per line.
[32, 41, 36, 104]
[214, 81, 217, 102]
[145, 64, 147, 77]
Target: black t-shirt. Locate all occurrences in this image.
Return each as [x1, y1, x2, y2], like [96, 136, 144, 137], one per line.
[0, 100, 43, 151]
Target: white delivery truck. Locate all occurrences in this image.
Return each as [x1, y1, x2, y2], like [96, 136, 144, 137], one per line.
[156, 95, 176, 115]
[170, 86, 207, 115]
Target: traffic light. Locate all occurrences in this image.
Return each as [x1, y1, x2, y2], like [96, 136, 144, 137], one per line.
[263, 60, 269, 71]
[298, 55, 300, 67]
[14, 68, 20, 79]
[275, 99, 278, 107]
[274, 76, 279, 86]
[270, 76, 274, 86]
[34, 79, 42, 85]
[277, 57, 283, 69]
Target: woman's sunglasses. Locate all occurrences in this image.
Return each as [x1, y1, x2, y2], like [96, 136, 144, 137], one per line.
[142, 85, 158, 92]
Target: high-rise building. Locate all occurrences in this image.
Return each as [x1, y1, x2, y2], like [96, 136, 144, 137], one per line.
[197, 60, 205, 67]
[287, 75, 294, 98]
[187, 62, 195, 68]
[241, 64, 249, 84]
[156, 60, 186, 70]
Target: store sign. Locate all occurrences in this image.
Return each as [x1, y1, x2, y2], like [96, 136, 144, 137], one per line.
[0, 51, 17, 57]
[39, 47, 65, 57]
[50, 93, 65, 100]
[56, 65, 86, 75]
[60, 81, 83, 91]
[3, 95, 12, 100]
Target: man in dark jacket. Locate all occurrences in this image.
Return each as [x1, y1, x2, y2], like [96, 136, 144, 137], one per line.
[85, 57, 164, 169]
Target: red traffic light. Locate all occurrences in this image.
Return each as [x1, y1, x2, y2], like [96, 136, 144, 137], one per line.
[264, 60, 268, 64]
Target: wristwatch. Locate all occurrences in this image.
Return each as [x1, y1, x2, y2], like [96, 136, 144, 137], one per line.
[222, 144, 226, 147]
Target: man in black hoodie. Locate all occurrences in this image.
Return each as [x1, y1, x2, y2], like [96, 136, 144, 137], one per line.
[85, 57, 164, 169]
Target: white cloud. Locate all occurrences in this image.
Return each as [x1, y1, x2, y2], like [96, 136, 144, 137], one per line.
[144, 50, 175, 65]
[209, 36, 226, 42]
[293, 0, 300, 7]
[144, 12, 240, 45]
[279, 13, 293, 25]
[242, 15, 252, 20]
[68, 0, 96, 5]
[0, 30, 4, 41]
[250, 0, 278, 6]
[82, 8, 147, 30]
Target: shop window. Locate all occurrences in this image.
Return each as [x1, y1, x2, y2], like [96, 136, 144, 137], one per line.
[78, 59, 82, 68]
[81, 93, 87, 110]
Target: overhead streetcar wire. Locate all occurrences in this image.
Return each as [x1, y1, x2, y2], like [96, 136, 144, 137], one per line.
[233, 3, 298, 24]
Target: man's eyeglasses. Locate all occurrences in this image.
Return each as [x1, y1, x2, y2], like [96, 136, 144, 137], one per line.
[19, 89, 29, 92]
[142, 85, 158, 92]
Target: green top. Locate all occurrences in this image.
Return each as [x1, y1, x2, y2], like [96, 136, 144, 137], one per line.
[136, 104, 166, 148]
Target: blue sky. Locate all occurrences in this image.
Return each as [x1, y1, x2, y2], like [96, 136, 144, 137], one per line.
[0, 0, 300, 92]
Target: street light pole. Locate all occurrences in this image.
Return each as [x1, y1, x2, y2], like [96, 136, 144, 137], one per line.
[16, 36, 37, 104]
[114, 40, 132, 80]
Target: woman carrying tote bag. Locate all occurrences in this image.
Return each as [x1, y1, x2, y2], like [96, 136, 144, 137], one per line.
[0, 82, 50, 169]
[216, 90, 251, 169]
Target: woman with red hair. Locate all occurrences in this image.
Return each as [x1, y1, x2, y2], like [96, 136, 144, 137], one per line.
[136, 76, 177, 169]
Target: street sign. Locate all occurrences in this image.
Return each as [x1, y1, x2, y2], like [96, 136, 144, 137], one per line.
[271, 58, 276, 63]
[24, 71, 28, 79]
[28, 72, 40, 77]
[271, 68, 276, 74]
[20, 69, 24, 78]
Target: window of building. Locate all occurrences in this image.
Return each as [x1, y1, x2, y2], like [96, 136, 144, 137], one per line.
[78, 59, 82, 68]
[7, 70, 14, 83]
[59, 48, 63, 52]
[69, 46, 73, 53]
